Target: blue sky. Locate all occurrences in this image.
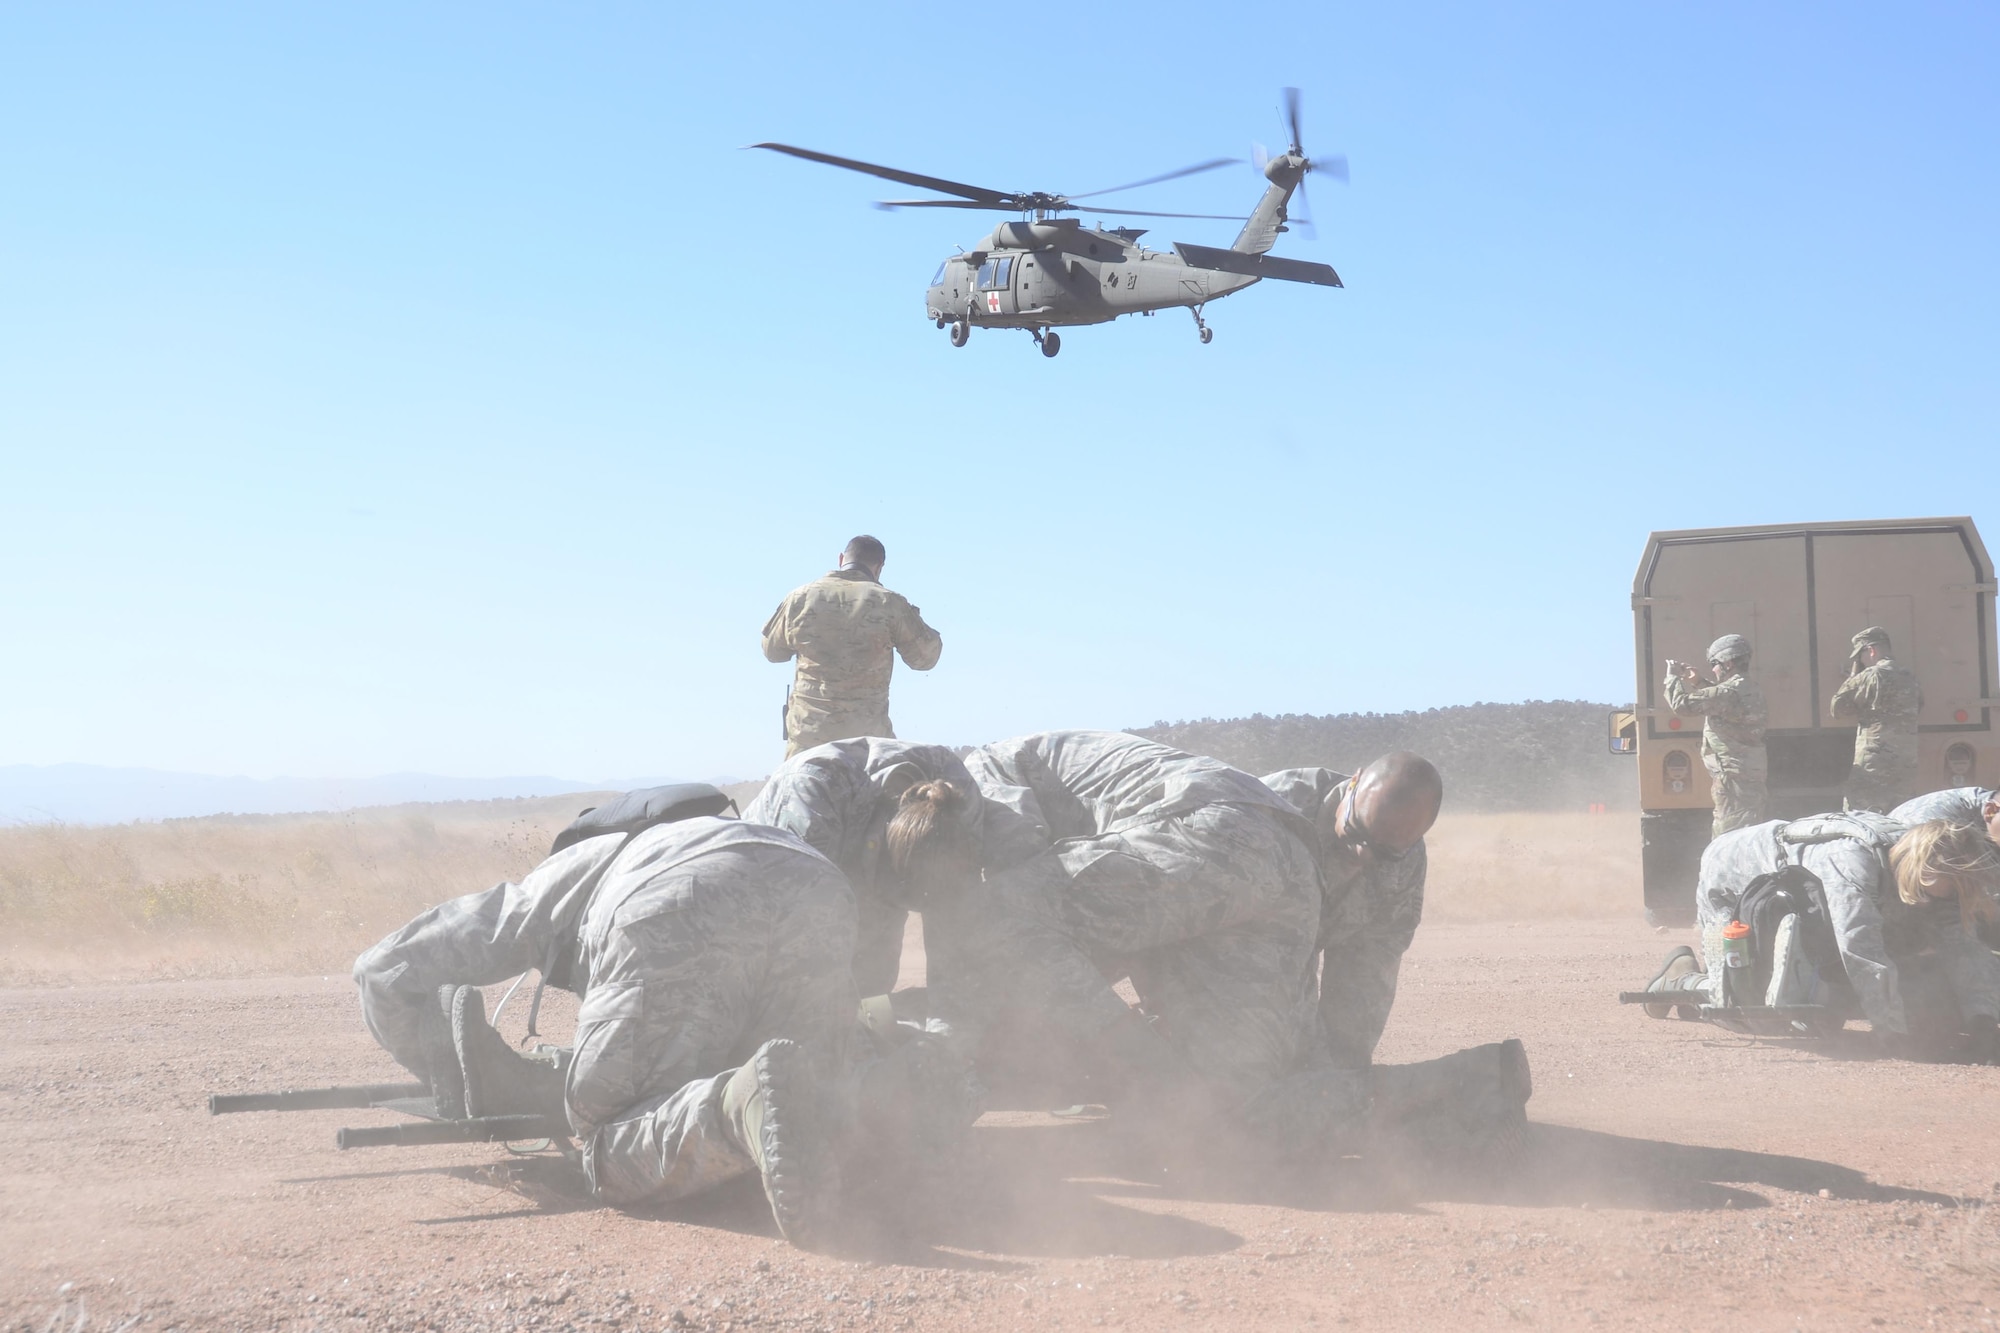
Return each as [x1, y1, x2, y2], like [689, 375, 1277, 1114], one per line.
[2, 3, 1995, 783]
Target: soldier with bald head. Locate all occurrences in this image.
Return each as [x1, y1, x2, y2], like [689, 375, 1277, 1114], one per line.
[1262, 754, 1445, 1069]
[1664, 633, 1769, 837]
[939, 732, 1526, 1165]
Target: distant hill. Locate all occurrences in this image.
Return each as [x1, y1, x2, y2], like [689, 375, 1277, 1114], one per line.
[1135, 700, 1633, 812]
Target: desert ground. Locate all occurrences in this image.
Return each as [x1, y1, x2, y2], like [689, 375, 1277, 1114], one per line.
[5, 804, 2000, 1330]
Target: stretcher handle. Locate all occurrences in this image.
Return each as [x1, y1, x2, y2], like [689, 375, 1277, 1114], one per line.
[336, 1115, 567, 1149]
[209, 1082, 431, 1115]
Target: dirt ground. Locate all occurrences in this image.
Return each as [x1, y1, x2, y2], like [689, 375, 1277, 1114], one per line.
[9, 909, 2000, 1332]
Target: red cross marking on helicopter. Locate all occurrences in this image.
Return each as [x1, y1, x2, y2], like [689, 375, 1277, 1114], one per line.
[985, 291, 1002, 313]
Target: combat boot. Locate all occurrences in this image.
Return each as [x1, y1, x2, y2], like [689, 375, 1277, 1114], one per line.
[1370, 1038, 1533, 1165]
[722, 1039, 838, 1248]
[1643, 946, 1705, 1018]
[421, 984, 469, 1119]
[449, 984, 569, 1124]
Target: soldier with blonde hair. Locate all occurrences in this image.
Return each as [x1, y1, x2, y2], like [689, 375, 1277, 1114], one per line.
[1642, 812, 2000, 1060]
[742, 737, 1031, 995]
[1889, 818, 2000, 932]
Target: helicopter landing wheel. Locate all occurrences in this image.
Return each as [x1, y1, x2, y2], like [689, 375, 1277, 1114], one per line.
[949, 320, 970, 347]
[1041, 331, 1061, 358]
[1199, 326, 1213, 345]
[935, 315, 947, 329]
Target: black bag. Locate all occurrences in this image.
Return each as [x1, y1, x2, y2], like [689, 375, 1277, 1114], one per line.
[548, 782, 735, 857]
[1736, 863, 1844, 999]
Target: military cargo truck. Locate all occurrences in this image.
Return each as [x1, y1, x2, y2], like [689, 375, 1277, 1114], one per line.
[1617, 517, 1998, 924]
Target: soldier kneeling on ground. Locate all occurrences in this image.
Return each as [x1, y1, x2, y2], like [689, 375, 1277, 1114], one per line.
[925, 730, 1531, 1175]
[1641, 812, 2000, 1061]
[353, 792, 974, 1249]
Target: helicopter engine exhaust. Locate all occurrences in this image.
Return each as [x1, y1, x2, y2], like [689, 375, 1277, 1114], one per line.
[991, 220, 1078, 249]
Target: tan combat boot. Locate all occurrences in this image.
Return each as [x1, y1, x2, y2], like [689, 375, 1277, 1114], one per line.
[722, 1039, 837, 1248]
[450, 984, 569, 1124]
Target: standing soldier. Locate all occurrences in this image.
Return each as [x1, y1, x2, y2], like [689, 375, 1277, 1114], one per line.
[1664, 634, 1769, 837]
[763, 536, 943, 758]
[1833, 626, 1924, 813]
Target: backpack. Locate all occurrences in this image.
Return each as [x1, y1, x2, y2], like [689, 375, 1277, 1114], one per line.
[548, 782, 735, 857]
[1735, 863, 1844, 999]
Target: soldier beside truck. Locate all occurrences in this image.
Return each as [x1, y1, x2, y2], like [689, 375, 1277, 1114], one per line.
[1618, 517, 1998, 925]
[1621, 518, 2000, 1057]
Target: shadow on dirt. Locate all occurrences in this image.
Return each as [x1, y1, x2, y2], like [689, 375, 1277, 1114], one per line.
[1084, 1121, 1966, 1215]
[332, 1114, 1964, 1263]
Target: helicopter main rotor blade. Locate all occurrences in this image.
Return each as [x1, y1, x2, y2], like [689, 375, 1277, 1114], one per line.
[874, 198, 1009, 211]
[1283, 86, 1304, 154]
[749, 143, 1015, 206]
[1067, 158, 1241, 201]
[1076, 205, 1250, 220]
[1315, 153, 1350, 183]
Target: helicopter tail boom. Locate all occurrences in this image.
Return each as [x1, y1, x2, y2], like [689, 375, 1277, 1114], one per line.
[1174, 242, 1343, 289]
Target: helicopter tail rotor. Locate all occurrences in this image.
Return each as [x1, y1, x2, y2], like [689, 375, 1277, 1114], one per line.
[1266, 87, 1347, 237]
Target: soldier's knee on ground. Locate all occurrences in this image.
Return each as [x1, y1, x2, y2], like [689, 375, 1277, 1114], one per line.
[1368, 1039, 1533, 1167]
[1236, 1068, 1374, 1164]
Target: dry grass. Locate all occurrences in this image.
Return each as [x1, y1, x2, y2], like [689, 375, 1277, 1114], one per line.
[0, 801, 1638, 985]
[0, 795, 609, 985]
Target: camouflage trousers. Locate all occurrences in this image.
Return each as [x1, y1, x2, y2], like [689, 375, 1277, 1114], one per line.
[574, 873, 857, 1204]
[1709, 768, 1769, 838]
[783, 694, 893, 759]
[1843, 764, 1916, 816]
[944, 803, 1323, 1094]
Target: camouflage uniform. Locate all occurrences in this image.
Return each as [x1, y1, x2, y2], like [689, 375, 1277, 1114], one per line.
[1832, 638, 1923, 813]
[1261, 768, 1429, 1070]
[1662, 813, 2000, 1033]
[1892, 788, 1996, 827]
[354, 818, 858, 1205]
[742, 738, 993, 996]
[1663, 668, 1769, 836]
[762, 568, 942, 758]
[937, 731, 1324, 1096]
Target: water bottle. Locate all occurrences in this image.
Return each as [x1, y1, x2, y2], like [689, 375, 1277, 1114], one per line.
[1720, 920, 1753, 1006]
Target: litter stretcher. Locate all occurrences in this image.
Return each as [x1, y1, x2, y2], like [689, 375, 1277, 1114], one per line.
[208, 1079, 572, 1151]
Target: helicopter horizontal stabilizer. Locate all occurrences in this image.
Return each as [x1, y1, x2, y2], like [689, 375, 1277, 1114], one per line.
[1173, 242, 1343, 288]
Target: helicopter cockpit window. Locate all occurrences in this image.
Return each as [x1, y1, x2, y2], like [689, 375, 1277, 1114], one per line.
[976, 257, 1013, 290]
[930, 261, 947, 286]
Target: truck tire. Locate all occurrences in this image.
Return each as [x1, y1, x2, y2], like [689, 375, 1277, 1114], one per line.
[1641, 808, 1710, 927]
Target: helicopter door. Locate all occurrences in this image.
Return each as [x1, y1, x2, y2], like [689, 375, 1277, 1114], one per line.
[975, 255, 1016, 319]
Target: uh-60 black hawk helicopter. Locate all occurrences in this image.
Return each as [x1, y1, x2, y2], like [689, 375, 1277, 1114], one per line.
[753, 89, 1344, 358]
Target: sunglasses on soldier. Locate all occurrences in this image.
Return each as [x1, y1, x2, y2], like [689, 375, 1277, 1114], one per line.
[1337, 788, 1415, 863]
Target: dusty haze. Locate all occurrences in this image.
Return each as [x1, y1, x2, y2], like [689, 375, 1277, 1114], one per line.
[0, 800, 1632, 984]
